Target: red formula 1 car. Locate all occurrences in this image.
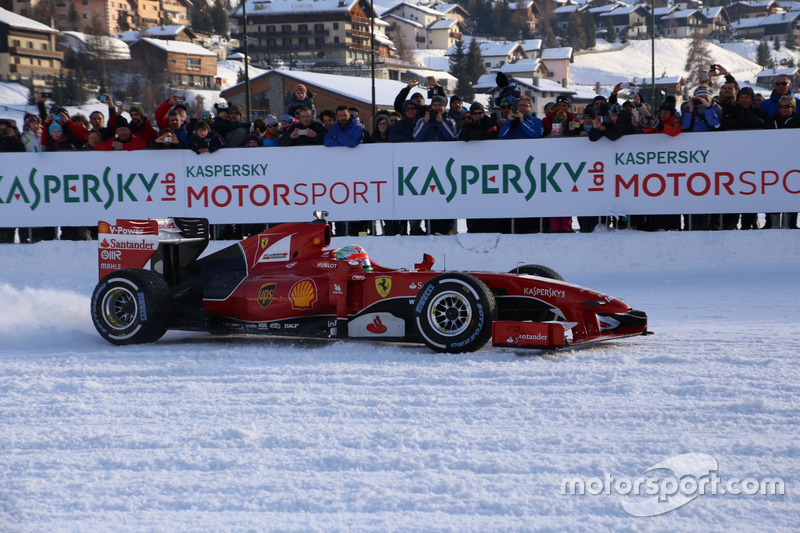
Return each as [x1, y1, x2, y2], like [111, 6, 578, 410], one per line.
[91, 213, 648, 353]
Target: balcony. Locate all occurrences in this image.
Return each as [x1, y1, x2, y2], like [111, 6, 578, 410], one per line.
[9, 46, 64, 60]
[252, 29, 329, 38]
[9, 63, 62, 74]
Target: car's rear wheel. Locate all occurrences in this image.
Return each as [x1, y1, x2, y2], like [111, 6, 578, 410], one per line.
[91, 269, 172, 345]
[508, 264, 564, 281]
[413, 273, 497, 353]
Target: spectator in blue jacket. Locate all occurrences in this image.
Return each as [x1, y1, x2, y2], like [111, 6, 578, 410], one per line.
[494, 96, 544, 234]
[498, 96, 543, 139]
[324, 105, 363, 147]
[759, 74, 800, 118]
[413, 96, 458, 142]
[414, 95, 458, 234]
[388, 100, 419, 143]
[681, 86, 721, 132]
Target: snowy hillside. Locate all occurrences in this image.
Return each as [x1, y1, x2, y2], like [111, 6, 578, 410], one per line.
[571, 38, 766, 87]
[1, 229, 798, 531]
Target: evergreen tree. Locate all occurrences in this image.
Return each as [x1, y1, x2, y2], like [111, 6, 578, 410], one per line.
[567, 11, 587, 50]
[237, 67, 247, 83]
[685, 31, 713, 92]
[118, 11, 130, 32]
[211, 0, 229, 36]
[774, 36, 781, 51]
[449, 39, 467, 81]
[756, 40, 771, 67]
[459, 38, 486, 101]
[582, 11, 596, 49]
[605, 20, 617, 43]
[786, 29, 796, 51]
[68, 1, 78, 31]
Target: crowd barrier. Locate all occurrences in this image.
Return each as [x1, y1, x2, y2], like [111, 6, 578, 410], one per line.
[1, 129, 798, 227]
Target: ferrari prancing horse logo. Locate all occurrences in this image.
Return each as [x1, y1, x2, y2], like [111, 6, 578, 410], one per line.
[375, 276, 392, 298]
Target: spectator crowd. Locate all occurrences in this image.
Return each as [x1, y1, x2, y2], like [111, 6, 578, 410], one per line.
[1, 69, 798, 243]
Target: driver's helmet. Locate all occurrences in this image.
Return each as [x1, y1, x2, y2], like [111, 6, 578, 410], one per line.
[335, 244, 372, 271]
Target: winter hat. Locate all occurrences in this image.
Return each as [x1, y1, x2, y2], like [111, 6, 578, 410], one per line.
[556, 95, 571, 105]
[230, 103, 244, 115]
[738, 87, 755, 97]
[499, 96, 517, 108]
[48, 123, 62, 135]
[294, 83, 307, 93]
[373, 113, 389, 128]
[129, 105, 145, 117]
[410, 92, 425, 102]
[114, 115, 129, 128]
[593, 95, 607, 104]
[246, 134, 261, 145]
[264, 115, 279, 126]
[496, 71, 510, 88]
[450, 94, 462, 104]
[693, 86, 711, 98]
[431, 95, 447, 106]
[469, 102, 485, 113]
[659, 95, 677, 113]
[609, 103, 623, 116]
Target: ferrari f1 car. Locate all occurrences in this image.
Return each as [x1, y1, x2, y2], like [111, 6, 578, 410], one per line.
[91, 213, 648, 353]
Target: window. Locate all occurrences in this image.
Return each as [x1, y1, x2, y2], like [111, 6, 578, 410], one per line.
[27, 41, 34, 48]
[298, 24, 307, 33]
[281, 24, 291, 32]
[12, 39, 20, 47]
[299, 37, 308, 45]
[187, 58, 201, 69]
[267, 25, 275, 33]
[314, 23, 324, 33]
[333, 36, 339, 43]
[333, 23, 339, 29]
[315, 37, 324, 45]
[41, 43, 48, 50]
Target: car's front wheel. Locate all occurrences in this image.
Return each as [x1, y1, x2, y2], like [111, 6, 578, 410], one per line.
[413, 273, 497, 353]
[91, 269, 172, 345]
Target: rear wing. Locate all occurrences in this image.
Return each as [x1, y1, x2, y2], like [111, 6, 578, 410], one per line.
[98, 218, 209, 284]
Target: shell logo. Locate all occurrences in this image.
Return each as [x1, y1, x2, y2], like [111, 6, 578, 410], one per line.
[289, 279, 317, 309]
[98, 222, 110, 234]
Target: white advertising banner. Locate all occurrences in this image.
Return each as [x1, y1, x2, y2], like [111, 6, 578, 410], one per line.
[1, 130, 798, 226]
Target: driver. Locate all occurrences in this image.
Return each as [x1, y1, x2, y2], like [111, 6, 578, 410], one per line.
[334, 245, 372, 271]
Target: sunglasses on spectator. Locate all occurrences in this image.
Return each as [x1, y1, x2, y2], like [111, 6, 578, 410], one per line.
[471, 110, 484, 115]
[778, 104, 794, 108]
[775, 82, 789, 86]
[267, 123, 279, 127]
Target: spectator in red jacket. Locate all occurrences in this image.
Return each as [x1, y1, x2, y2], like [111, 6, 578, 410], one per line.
[94, 116, 148, 151]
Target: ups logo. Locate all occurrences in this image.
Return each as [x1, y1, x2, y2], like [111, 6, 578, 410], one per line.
[257, 283, 277, 308]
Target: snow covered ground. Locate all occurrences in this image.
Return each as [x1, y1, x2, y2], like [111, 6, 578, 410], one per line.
[1, 228, 798, 531]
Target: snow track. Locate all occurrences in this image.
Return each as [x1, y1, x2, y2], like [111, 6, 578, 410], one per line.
[1, 231, 798, 531]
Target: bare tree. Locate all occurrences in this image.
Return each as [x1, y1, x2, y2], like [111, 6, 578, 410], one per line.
[684, 31, 714, 93]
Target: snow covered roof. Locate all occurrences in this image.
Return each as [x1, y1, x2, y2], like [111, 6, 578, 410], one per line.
[663, 9, 699, 20]
[638, 76, 684, 85]
[60, 32, 131, 60]
[141, 25, 193, 39]
[383, 13, 425, 28]
[226, 69, 410, 107]
[697, 7, 725, 19]
[472, 73, 576, 95]
[232, 0, 360, 17]
[731, 11, 800, 29]
[405, 66, 457, 83]
[541, 47, 573, 61]
[756, 67, 799, 77]
[134, 38, 218, 57]
[554, 5, 580, 14]
[650, 6, 676, 16]
[519, 39, 542, 53]
[588, 3, 621, 14]
[498, 58, 543, 74]
[0, 6, 58, 33]
[384, 1, 443, 16]
[428, 18, 458, 30]
[509, 1, 534, 9]
[118, 31, 141, 43]
[446, 40, 525, 58]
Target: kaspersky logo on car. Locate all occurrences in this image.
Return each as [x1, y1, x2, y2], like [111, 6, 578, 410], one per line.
[397, 157, 587, 202]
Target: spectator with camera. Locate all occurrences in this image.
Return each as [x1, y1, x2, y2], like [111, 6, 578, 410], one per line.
[0, 120, 25, 242]
[149, 110, 188, 150]
[279, 107, 325, 146]
[543, 96, 581, 137]
[412, 95, 458, 234]
[211, 102, 250, 148]
[681, 86, 721, 132]
[588, 103, 635, 142]
[393, 76, 446, 116]
[154, 94, 189, 130]
[413, 96, 458, 142]
[95, 116, 148, 151]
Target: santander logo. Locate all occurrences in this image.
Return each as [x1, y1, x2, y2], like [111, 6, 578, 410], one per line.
[366, 315, 387, 334]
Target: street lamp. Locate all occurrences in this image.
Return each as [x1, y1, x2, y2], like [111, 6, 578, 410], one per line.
[370, 0, 376, 119]
[242, 0, 252, 121]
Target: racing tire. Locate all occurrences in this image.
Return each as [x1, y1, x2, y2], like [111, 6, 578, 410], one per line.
[413, 273, 498, 354]
[508, 264, 564, 281]
[91, 269, 172, 345]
